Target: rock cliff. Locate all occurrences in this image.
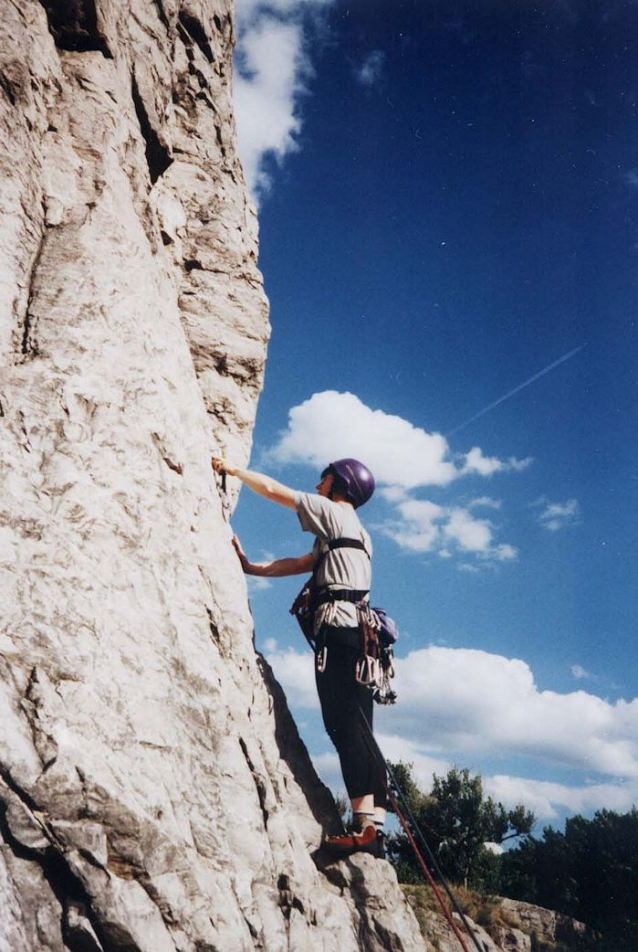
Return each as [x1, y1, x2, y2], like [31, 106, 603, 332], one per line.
[406, 889, 590, 952]
[0, 2, 424, 950]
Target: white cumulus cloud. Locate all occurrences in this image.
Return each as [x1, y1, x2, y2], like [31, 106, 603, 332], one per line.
[444, 508, 494, 553]
[265, 644, 319, 710]
[389, 647, 638, 779]
[485, 774, 638, 821]
[268, 390, 529, 565]
[269, 391, 527, 490]
[269, 390, 459, 488]
[384, 499, 444, 553]
[234, 0, 334, 199]
[463, 446, 532, 477]
[379, 500, 518, 563]
[536, 497, 581, 531]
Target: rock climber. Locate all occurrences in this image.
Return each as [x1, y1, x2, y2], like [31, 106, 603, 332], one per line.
[211, 455, 387, 857]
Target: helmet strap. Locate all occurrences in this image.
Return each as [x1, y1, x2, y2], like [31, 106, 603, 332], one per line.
[330, 476, 348, 503]
[324, 465, 337, 501]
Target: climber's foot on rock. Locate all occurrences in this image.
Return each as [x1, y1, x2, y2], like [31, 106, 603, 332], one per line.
[323, 824, 385, 858]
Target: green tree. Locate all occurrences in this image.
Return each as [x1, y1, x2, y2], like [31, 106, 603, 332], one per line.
[501, 807, 638, 950]
[388, 764, 535, 889]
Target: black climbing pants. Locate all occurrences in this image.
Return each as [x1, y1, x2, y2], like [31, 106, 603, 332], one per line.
[315, 626, 387, 808]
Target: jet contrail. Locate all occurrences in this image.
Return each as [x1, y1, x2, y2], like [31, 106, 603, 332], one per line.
[446, 343, 587, 438]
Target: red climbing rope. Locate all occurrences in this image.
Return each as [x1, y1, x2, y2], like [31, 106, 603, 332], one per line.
[357, 709, 483, 952]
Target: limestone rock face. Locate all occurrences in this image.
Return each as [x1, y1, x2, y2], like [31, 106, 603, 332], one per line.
[417, 911, 501, 952]
[497, 898, 588, 950]
[0, 2, 424, 950]
[417, 897, 589, 952]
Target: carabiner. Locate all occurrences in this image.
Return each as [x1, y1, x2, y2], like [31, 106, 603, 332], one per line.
[316, 645, 328, 674]
[355, 655, 381, 686]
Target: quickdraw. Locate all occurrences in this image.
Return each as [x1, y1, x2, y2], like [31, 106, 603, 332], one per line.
[355, 602, 397, 704]
[355, 602, 381, 686]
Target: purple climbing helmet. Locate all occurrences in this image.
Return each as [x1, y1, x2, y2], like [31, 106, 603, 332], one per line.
[323, 458, 375, 508]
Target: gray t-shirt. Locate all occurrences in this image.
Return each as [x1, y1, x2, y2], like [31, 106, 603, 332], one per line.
[295, 491, 372, 633]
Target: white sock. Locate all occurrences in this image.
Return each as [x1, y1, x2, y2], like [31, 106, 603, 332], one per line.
[353, 811, 375, 832]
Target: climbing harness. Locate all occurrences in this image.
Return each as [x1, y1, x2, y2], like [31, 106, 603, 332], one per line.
[289, 536, 370, 646]
[289, 537, 397, 704]
[357, 710, 484, 952]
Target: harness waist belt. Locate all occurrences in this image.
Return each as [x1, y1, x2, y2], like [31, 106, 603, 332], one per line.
[314, 588, 369, 607]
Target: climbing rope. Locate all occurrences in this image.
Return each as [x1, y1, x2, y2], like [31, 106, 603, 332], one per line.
[357, 709, 484, 952]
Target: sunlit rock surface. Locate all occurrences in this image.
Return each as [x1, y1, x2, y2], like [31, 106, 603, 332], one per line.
[0, 1, 425, 949]
[414, 895, 589, 952]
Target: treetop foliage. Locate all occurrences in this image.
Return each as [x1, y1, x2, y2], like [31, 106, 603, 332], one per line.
[387, 763, 534, 889]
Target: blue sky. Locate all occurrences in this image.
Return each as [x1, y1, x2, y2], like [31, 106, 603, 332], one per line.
[231, 0, 638, 828]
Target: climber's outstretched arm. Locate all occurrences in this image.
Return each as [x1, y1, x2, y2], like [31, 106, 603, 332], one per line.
[212, 457, 297, 510]
[232, 536, 313, 577]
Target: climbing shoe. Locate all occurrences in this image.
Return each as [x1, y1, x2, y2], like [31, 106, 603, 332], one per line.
[323, 824, 385, 858]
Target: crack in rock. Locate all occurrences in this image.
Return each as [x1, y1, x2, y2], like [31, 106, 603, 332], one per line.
[20, 228, 49, 359]
[177, 12, 215, 64]
[131, 74, 172, 185]
[239, 737, 269, 829]
[277, 872, 305, 922]
[39, 0, 113, 58]
[21, 667, 59, 774]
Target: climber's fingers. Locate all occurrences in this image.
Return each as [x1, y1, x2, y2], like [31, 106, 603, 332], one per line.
[231, 535, 250, 569]
[212, 456, 228, 475]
